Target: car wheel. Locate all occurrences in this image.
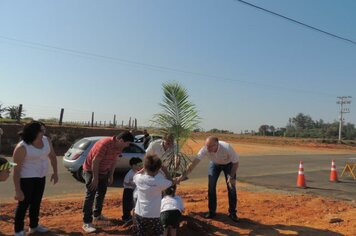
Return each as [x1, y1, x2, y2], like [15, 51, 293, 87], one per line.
[73, 167, 85, 183]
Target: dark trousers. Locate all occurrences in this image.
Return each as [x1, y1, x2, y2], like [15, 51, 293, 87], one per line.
[122, 188, 134, 220]
[14, 177, 46, 233]
[208, 162, 237, 214]
[82, 171, 109, 224]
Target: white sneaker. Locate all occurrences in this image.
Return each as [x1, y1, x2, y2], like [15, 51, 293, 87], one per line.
[28, 224, 49, 233]
[93, 214, 109, 221]
[14, 231, 25, 236]
[82, 223, 96, 233]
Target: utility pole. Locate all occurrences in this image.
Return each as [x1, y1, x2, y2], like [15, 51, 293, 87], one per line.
[336, 96, 352, 143]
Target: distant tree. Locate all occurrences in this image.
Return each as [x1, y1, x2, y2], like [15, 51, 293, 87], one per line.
[258, 125, 269, 136]
[5, 105, 25, 120]
[292, 113, 314, 130]
[208, 128, 233, 134]
[0, 103, 6, 118]
[343, 123, 356, 140]
[269, 125, 276, 136]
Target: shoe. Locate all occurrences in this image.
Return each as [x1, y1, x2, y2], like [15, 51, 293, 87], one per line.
[229, 213, 239, 222]
[82, 223, 96, 233]
[14, 231, 25, 236]
[204, 212, 216, 219]
[29, 224, 49, 233]
[93, 214, 109, 221]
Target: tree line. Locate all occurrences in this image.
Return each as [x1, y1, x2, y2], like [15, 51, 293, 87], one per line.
[259, 113, 356, 140]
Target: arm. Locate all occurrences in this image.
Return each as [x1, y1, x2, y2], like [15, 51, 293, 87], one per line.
[88, 155, 101, 190]
[227, 161, 239, 186]
[230, 162, 239, 178]
[181, 158, 200, 180]
[48, 138, 58, 184]
[13, 145, 26, 201]
[161, 165, 172, 180]
[108, 156, 117, 185]
[227, 144, 239, 185]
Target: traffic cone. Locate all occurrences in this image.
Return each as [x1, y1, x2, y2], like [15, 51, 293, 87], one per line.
[329, 160, 339, 182]
[296, 161, 307, 188]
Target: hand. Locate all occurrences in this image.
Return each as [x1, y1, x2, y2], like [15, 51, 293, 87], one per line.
[172, 177, 180, 185]
[176, 175, 185, 184]
[15, 190, 24, 201]
[108, 175, 114, 186]
[227, 176, 236, 187]
[136, 168, 145, 174]
[51, 173, 59, 184]
[88, 177, 98, 191]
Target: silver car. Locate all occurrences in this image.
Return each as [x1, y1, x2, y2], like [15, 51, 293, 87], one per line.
[63, 136, 145, 182]
[134, 134, 163, 149]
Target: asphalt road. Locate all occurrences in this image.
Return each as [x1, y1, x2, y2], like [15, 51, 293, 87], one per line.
[0, 154, 355, 202]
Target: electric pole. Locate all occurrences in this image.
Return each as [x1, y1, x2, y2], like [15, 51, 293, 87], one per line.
[336, 96, 352, 143]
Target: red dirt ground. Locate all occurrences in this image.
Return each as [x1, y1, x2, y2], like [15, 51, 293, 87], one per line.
[1, 182, 355, 235]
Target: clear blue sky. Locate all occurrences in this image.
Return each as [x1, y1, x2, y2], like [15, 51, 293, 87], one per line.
[1, 0, 355, 133]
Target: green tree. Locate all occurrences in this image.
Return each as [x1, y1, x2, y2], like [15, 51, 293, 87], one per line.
[343, 123, 356, 140]
[292, 113, 314, 130]
[258, 125, 269, 136]
[5, 105, 25, 120]
[0, 103, 6, 118]
[152, 82, 201, 176]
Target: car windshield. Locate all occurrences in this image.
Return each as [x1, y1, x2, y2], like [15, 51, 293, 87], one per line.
[72, 139, 92, 150]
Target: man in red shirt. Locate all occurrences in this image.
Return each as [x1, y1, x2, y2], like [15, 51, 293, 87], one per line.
[82, 131, 134, 233]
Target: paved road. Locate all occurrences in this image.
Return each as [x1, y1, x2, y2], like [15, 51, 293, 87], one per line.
[182, 153, 356, 201]
[0, 154, 355, 202]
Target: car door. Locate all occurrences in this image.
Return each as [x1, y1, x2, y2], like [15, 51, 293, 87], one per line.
[115, 143, 145, 171]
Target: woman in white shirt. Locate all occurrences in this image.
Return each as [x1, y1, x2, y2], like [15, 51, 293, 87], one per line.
[160, 185, 184, 236]
[13, 121, 58, 236]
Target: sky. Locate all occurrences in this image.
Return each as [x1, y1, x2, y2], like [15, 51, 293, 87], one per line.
[0, 0, 355, 133]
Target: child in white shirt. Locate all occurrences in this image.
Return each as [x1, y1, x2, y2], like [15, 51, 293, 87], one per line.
[133, 154, 177, 236]
[122, 157, 142, 222]
[160, 185, 184, 236]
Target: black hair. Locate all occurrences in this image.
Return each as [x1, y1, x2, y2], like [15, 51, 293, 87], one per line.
[129, 157, 142, 166]
[144, 154, 162, 173]
[163, 185, 176, 197]
[117, 131, 134, 142]
[18, 121, 45, 144]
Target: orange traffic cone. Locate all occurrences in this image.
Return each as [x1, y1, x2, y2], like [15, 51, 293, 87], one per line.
[329, 160, 339, 182]
[296, 161, 307, 188]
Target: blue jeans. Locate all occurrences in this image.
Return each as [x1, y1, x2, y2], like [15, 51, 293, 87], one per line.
[208, 162, 237, 214]
[82, 171, 109, 224]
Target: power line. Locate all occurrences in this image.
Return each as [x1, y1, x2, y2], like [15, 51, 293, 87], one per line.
[234, 0, 356, 45]
[0, 35, 337, 98]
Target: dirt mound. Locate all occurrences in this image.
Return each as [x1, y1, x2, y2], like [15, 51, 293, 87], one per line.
[1, 182, 355, 235]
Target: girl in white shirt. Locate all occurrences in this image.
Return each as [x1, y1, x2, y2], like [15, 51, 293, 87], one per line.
[133, 154, 177, 236]
[160, 185, 184, 236]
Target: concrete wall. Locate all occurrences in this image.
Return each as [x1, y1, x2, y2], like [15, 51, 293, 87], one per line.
[0, 123, 141, 156]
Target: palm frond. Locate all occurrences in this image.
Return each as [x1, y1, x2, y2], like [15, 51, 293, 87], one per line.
[152, 82, 201, 176]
